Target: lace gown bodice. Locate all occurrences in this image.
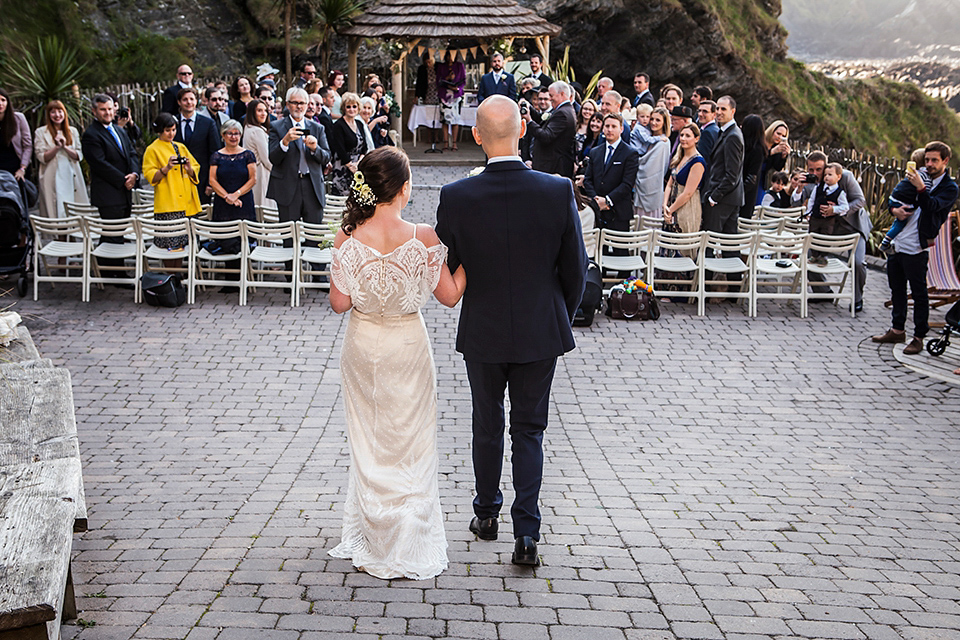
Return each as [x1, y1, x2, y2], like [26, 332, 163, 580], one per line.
[331, 236, 448, 315]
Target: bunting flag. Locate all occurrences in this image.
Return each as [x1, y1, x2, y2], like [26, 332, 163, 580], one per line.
[417, 45, 425, 57]
[428, 47, 436, 60]
[479, 43, 489, 54]
[457, 49, 466, 61]
[437, 49, 446, 61]
[469, 46, 478, 59]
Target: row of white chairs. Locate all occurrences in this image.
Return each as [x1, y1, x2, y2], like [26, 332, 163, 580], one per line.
[30, 215, 338, 307]
[64, 201, 346, 226]
[582, 228, 859, 318]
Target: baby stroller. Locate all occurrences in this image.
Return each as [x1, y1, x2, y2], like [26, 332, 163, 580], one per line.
[926, 300, 960, 356]
[0, 170, 33, 297]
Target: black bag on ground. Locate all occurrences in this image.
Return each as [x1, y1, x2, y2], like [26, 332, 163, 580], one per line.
[573, 260, 602, 327]
[606, 285, 660, 321]
[141, 273, 186, 307]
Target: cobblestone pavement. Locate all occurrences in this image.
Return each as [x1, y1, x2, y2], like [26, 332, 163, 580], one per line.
[11, 165, 960, 640]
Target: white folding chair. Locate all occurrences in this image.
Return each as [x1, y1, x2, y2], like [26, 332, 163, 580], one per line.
[30, 215, 87, 301]
[738, 217, 784, 235]
[190, 218, 244, 303]
[256, 205, 281, 224]
[597, 229, 653, 290]
[699, 231, 755, 316]
[581, 228, 600, 263]
[136, 216, 193, 303]
[751, 232, 807, 317]
[759, 206, 805, 222]
[81, 216, 139, 301]
[805, 232, 860, 317]
[782, 218, 809, 235]
[63, 202, 100, 218]
[639, 215, 662, 231]
[322, 207, 344, 226]
[242, 220, 298, 307]
[651, 230, 704, 301]
[326, 194, 348, 207]
[296, 221, 335, 305]
[133, 188, 155, 206]
[131, 203, 154, 216]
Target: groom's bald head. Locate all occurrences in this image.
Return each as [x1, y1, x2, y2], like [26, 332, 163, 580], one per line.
[473, 96, 524, 157]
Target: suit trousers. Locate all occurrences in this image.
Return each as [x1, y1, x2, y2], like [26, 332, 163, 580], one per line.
[278, 176, 324, 273]
[887, 251, 929, 338]
[465, 358, 557, 541]
[97, 203, 132, 274]
[703, 201, 739, 257]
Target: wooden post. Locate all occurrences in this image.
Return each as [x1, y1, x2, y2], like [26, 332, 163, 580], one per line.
[392, 59, 403, 149]
[348, 37, 360, 94]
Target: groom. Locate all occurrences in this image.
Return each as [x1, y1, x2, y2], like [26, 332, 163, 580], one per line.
[436, 96, 588, 566]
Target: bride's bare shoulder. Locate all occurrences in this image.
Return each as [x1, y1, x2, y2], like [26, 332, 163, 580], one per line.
[415, 223, 441, 248]
[333, 228, 350, 249]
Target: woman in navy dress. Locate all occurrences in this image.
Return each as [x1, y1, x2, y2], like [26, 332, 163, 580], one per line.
[209, 119, 256, 223]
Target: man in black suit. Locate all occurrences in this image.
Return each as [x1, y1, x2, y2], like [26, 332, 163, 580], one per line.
[476, 53, 517, 103]
[528, 53, 553, 89]
[632, 72, 655, 108]
[583, 113, 640, 231]
[522, 81, 577, 179]
[204, 88, 230, 142]
[173, 87, 221, 205]
[316, 87, 336, 137]
[267, 87, 331, 228]
[294, 60, 317, 89]
[162, 65, 194, 115]
[81, 94, 139, 278]
[701, 95, 744, 250]
[435, 95, 587, 567]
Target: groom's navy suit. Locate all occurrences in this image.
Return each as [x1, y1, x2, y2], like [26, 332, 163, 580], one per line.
[436, 158, 588, 540]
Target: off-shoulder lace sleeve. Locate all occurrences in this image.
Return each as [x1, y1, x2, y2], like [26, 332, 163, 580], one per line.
[331, 245, 353, 295]
[425, 242, 449, 292]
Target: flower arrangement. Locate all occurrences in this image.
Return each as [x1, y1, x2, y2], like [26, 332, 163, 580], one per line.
[490, 38, 513, 58]
[382, 91, 402, 118]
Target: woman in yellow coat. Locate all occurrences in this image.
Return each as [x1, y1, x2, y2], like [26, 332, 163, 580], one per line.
[142, 112, 201, 267]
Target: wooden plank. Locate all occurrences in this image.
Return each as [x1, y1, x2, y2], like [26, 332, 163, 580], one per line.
[0, 327, 41, 364]
[0, 460, 77, 634]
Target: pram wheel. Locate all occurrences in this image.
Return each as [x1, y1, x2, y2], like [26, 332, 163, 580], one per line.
[15, 276, 26, 297]
[926, 339, 947, 357]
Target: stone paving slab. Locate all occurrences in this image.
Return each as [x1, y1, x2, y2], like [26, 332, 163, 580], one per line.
[7, 165, 960, 640]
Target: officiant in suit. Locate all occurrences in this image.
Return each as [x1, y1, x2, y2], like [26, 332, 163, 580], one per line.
[521, 81, 577, 179]
[174, 87, 221, 204]
[582, 113, 639, 231]
[435, 96, 587, 567]
[701, 95, 744, 250]
[476, 53, 517, 103]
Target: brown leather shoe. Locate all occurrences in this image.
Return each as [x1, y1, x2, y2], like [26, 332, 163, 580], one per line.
[903, 337, 924, 355]
[872, 329, 906, 344]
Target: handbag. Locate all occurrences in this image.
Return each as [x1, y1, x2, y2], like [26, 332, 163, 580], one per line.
[141, 273, 186, 307]
[606, 285, 660, 321]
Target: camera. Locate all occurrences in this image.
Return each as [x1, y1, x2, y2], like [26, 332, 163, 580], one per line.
[118, 107, 130, 119]
[803, 172, 818, 184]
[519, 101, 528, 116]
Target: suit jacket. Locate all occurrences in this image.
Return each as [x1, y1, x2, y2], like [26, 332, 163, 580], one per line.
[161, 84, 186, 115]
[696, 121, 720, 183]
[527, 102, 577, 179]
[80, 121, 138, 208]
[632, 89, 655, 108]
[476, 71, 517, 103]
[530, 72, 553, 88]
[583, 141, 640, 225]
[918, 171, 960, 247]
[206, 111, 229, 143]
[702, 122, 744, 207]
[436, 160, 588, 364]
[267, 115, 332, 208]
[315, 109, 335, 138]
[174, 114, 222, 201]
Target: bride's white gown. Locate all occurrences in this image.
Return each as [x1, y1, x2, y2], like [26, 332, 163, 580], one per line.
[328, 231, 449, 580]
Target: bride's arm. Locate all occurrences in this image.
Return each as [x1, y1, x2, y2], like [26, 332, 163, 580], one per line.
[420, 225, 466, 307]
[329, 230, 353, 313]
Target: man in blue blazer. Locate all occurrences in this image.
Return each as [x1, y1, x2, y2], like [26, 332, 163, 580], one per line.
[436, 96, 588, 567]
[476, 53, 517, 103]
[174, 87, 222, 204]
[583, 113, 640, 231]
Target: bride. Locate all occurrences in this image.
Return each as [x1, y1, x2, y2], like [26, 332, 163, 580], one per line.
[328, 146, 466, 580]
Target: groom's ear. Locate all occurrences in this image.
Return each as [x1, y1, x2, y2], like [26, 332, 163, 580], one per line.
[472, 126, 482, 146]
[518, 118, 527, 140]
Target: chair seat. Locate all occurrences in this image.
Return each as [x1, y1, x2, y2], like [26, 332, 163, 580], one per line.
[301, 247, 332, 264]
[39, 241, 84, 258]
[653, 256, 697, 272]
[704, 257, 749, 274]
[756, 258, 800, 274]
[145, 244, 188, 260]
[197, 248, 241, 261]
[91, 244, 137, 259]
[249, 246, 295, 262]
[807, 258, 850, 274]
[600, 256, 646, 271]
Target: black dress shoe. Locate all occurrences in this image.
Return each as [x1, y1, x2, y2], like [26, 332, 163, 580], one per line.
[469, 516, 498, 540]
[854, 302, 863, 313]
[512, 536, 539, 566]
[109, 282, 134, 290]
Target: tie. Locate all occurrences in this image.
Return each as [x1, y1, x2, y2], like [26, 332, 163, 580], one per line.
[108, 124, 123, 151]
[184, 119, 193, 144]
[604, 144, 614, 170]
[295, 123, 309, 175]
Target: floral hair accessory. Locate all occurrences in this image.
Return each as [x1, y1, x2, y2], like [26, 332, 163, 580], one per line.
[351, 171, 377, 206]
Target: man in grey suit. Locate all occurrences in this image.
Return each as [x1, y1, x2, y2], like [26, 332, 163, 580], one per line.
[267, 87, 331, 227]
[701, 95, 744, 254]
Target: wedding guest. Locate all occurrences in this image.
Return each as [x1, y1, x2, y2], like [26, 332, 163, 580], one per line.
[316, 86, 336, 136]
[760, 171, 792, 209]
[116, 105, 141, 143]
[0, 89, 32, 182]
[329, 93, 368, 196]
[763, 119, 791, 185]
[691, 86, 712, 116]
[162, 65, 193, 114]
[579, 113, 604, 169]
[204, 88, 230, 139]
[229, 75, 255, 121]
[438, 52, 466, 151]
[328, 70, 345, 117]
[359, 96, 389, 149]
[574, 98, 598, 165]
[661, 84, 683, 110]
[633, 72, 654, 108]
[583, 113, 639, 232]
[294, 60, 317, 89]
[528, 53, 553, 88]
[599, 90, 631, 143]
[34, 100, 87, 218]
[254, 84, 278, 123]
[242, 99, 276, 208]
[308, 93, 324, 124]
[523, 81, 577, 179]
[519, 77, 538, 104]
[210, 119, 256, 292]
[669, 105, 693, 154]
[696, 100, 719, 175]
[632, 106, 671, 218]
[739, 114, 766, 218]
[415, 52, 439, 105]
[663, 123, 705, 235]
[362, 73, 380, 94]
[142, 112, 201, 267]
[255, 62, 280, 89]
[627, 104, 655, 156]
[174, 87, 222, 204]
[596, 77, 614, 101]
[476, 52, 516, 103]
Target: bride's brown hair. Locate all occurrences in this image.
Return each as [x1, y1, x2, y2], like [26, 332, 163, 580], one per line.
[341, 147, 411, 234]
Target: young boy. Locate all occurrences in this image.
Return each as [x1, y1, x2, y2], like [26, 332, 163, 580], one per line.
[807, 162, 849, 265]
[788, 168, 809, 209]
[761, 171, 791, 209]
[879, 148, 933, 254]
[629, 104, 654, 156]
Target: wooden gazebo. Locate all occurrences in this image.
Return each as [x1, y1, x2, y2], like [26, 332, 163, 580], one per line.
[341, 0, 561, 139]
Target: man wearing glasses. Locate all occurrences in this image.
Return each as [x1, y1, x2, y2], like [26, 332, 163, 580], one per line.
[294, 60, 318, 89]
[202, 88, 230, 140]
[162, 64, 194, 115]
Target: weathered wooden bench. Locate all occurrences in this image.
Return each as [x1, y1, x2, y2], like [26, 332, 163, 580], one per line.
[0, 327, 87, 640]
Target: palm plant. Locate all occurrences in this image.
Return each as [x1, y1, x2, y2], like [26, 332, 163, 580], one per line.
[314, 0, 368, 78]
[548, 46, 603, 101]
[1, 37, 87, 128]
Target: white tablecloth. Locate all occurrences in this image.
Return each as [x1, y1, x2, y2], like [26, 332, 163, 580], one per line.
[407, 104, 478, 145]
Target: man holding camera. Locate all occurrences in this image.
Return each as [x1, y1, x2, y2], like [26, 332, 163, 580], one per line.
[522, 81, 577, 179]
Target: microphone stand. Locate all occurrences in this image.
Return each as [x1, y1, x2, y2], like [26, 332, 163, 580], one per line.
[425, 103, 443, 154]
